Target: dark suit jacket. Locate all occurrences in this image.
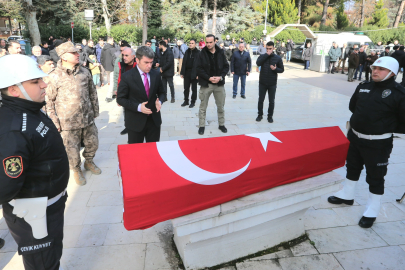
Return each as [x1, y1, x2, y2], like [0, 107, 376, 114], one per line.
[116, 68, 166, 133]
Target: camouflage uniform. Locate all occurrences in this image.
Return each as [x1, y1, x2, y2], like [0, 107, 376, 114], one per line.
[45, 59, 100, 169]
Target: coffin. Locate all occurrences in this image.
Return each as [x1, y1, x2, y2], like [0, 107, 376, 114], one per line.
[118, 126, 349, 231]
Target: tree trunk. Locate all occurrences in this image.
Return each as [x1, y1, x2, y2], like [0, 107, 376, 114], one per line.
[142, 0, 148, 45]
[360, 0, 365, 27]
[298, 0, 302, 24]
[23, 0, 41, 46]
[394, 0, 405, 28]
[212, 0, 217, 36]
[320, 0, 330, 26]
[203, 0, 208, 35]
[101, 0, 112, 35]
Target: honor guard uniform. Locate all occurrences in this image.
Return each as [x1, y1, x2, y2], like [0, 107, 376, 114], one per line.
[0, 55, 69, 269]
[328, 57, 405, 228]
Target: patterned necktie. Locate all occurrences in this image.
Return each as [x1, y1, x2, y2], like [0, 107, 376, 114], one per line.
[143, 73, 150, 98]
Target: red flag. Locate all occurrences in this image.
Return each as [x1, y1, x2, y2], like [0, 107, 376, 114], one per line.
[118, 126, 349, 231]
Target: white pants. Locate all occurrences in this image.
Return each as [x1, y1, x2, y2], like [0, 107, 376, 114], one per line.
[106, 72, 115, 99]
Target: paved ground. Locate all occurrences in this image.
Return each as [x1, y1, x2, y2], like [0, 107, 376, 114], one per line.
[1, 61, 405, 270]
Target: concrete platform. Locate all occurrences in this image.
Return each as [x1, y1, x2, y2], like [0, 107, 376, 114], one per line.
[172, 171, 343, 269]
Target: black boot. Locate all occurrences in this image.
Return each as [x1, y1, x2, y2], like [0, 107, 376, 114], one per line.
[0, 238, 4, 249]
[198, 127, 205, 135]
[327, 196, 354, 205]
[219, 126, 227, 133]
[256, 115, 263, 122]
[358, 216, 376, 228]
[120, 128, 128, 135]
[181, 100, 189, 107]
[189, 102, 195, 108]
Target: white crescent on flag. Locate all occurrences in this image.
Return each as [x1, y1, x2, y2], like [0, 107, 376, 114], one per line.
[156, 133, 281, 185]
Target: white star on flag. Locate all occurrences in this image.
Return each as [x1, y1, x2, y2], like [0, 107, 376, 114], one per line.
[245, 132, 282, 151]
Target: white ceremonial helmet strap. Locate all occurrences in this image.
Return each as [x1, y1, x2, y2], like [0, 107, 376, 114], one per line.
[0, 54, 48, 101]
[370, 56, 399, 81]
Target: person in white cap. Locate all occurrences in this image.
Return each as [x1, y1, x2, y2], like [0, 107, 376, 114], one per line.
[0, 54, 69, 269]
[328, 56, 405, 228]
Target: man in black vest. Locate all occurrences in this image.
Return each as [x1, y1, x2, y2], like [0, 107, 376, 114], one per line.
[180, 39, 200, 108]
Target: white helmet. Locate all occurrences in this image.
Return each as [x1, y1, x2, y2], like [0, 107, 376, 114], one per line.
[371, 56, 399, 81]
[0, 54, 48, 101]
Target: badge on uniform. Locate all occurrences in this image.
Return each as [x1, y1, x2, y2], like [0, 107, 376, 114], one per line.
[382, 89, 391, 98]
[3, 156, 23, 178]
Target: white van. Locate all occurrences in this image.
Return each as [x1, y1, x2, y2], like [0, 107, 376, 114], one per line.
[293, 32, 375, 72]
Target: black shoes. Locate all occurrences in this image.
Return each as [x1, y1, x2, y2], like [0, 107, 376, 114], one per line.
[171, 98, 175, 103]
[241, 95, 246, 99]
[267, 117, 274, 123]
[358, 216, 376, 228]
[189, 102, 195, 108]
[105, 97, 113, 103]
[0, 238, 4, 249]
[327, 196, 354, 205]
[120, 128, 128, 135]
[233, 95, 236, 99]
[198, 127, 205, 135]
[181, 101, 189, 107]
[256, 115, 263, 122]
[219, 126, 227, 133]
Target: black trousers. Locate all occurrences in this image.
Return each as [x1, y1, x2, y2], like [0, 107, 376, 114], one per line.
[258, 83, 277, 117]
[162, 76, 175, 99]
[365, 66, 372, 81]
[2, 194, 67, 270]
[184, 72, 198, 103]
[346, 129, 393, 195]
[128, 116, 161, 144]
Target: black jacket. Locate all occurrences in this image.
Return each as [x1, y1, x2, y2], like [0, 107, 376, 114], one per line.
[100, 43, 117, 72]
[196, 45, 229, 87]
[49, 49, 60, 67]
[257, 53, 284, 86]
[286, 41, 294, 51]
[342, 47, 350, 59]
[225, 48, 233, 61]
[160, 47, 175, 77]
[276, 46, 287, 57]
[358, 51, 367, 65]
[391, 50, 405, 65]
[0, 96, 69, 204]
[180, 48, 200, 79]
[349, 77, 405, 135]
[117, 68, 166, 132]
[231, 50, 251, 75]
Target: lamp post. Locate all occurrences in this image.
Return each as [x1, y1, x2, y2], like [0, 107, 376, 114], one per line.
[264, 0, 269, 41]
[85, 10, 94, 39]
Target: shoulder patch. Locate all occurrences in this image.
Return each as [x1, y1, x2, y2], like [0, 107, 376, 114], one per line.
[394, 82, 405, 94]
[359, 80, 372, 85]
[3, 156, 23, 178]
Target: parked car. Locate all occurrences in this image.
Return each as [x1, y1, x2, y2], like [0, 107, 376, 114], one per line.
[7, 35, 23, 42]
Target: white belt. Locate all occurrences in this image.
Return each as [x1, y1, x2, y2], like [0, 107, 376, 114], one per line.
[352, 128, 392, 140]
[9, 189, 67, 207]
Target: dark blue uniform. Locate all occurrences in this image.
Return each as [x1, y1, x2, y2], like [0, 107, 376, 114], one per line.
[347, 77, 405, 194]
[0, 95, 69, 270]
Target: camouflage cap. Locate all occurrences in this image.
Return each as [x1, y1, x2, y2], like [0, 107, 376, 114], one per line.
[55, 42, 80, 57]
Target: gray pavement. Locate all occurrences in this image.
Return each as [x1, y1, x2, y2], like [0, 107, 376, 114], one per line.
[1, 61, 405, 269]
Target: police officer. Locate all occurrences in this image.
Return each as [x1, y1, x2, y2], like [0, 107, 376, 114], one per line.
[328, 57, 405, 228]
[0, 54, 69, 269]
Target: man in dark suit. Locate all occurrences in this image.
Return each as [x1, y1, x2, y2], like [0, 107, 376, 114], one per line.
[231, 42, 251, 99]
[117, 46, 166, 144]
[159, 41, 175, 103]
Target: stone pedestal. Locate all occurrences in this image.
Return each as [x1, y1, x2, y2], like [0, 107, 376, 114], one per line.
[171, 171, 343, 269]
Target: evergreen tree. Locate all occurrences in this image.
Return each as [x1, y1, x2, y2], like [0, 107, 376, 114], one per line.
[254, 0, 298, 26]
[148, 0, 162, 29]
[369, 0, 389, 28]
[335, 0, 349, 29]
[33, 0, 77, 25]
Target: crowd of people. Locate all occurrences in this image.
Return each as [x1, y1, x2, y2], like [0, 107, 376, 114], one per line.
[1, 31, 405, 270]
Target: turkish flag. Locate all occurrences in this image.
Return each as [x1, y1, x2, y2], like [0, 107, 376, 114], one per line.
[118, 126, 349, 231]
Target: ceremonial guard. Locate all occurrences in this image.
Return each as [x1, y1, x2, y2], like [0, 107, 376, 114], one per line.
[328, 57, 405, 228]
[0, 55, 69, 269]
